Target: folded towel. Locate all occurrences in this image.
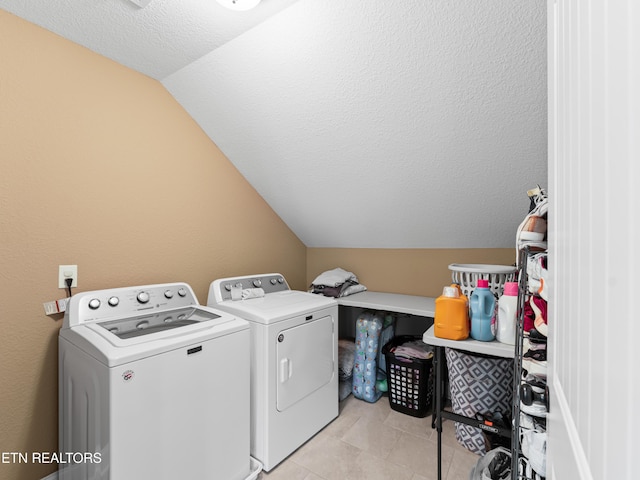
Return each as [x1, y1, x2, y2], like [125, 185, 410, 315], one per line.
[241, 288, 265, 300]
[391, 341, 433, 360]
[311, 268, 358, 287]
[231, 287, 265, 300]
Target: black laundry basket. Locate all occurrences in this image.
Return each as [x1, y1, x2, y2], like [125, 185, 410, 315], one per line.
[382, 335, 434, 418]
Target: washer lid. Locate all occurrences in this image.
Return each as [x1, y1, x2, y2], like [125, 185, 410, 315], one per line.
[59, 282, 250, 366]
[60, 308, 248, 367]
[210, 290, 337, 324]
[96, 306, 220, 339]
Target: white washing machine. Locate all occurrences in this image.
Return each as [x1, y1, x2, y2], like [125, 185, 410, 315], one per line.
[59, 282, 256, 480]
[207, 274, 338, 472]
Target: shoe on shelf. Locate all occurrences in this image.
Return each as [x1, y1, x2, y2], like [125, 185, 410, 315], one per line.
[529, 296, 548, 337]
[523, 348, 547, 362]
[523, 337, 547, 352]
[527, 328, 547, 344]
[520, 382, 549, 412]
[523, 338, 547, 362]
[522, 373, 547, 389]
[516, 186, 548, 266]
[520, 411, 546, 433]
[520, 373, 548, 417]
[519, 216, 547, 242]
[520, 398, 548, 418]
[521, 429, 547, 478]
[527, 185, 548, 213]
[518, 456, 545, 480]
[527, 252, 548, 301]
[522, 356, 547, 377]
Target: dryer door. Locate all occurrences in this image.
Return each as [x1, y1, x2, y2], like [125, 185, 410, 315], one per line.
[276, 314, 335, 412]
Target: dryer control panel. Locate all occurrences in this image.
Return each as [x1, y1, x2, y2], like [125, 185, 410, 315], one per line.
[210, 273, 290, 302]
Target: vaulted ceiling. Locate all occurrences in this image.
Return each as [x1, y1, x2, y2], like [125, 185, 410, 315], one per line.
[1, 0, 547, 248]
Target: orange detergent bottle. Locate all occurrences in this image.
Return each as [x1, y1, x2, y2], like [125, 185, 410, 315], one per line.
[434, 284, 469, 340]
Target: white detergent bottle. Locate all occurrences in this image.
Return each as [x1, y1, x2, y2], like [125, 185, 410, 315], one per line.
[496, 282, 519, 345]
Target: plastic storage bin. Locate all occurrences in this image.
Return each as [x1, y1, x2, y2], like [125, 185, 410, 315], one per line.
[382, 335, 434, 418]
[445, 347, 513, 455]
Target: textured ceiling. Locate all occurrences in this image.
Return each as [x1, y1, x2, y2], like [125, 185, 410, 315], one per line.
[0, 0, 299, 79]
[2, 0, 547, 249]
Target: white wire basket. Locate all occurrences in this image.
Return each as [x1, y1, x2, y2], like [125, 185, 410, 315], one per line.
[448, 264, 517, 297]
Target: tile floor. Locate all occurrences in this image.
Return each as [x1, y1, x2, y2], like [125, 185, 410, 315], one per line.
[258, 394, 479, 480]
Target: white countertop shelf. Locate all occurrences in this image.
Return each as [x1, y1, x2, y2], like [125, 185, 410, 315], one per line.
[422, 325, 515, 358]
[337, 291, 436, 318]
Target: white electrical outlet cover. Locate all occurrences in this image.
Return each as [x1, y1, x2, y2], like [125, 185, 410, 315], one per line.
[58, 265, 78, 289]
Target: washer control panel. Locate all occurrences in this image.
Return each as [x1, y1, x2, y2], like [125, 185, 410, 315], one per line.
[211, 273, 289, 302]
[65, 283, 198, 327]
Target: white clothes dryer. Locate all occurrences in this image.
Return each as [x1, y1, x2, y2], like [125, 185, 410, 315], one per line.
[59, 282, 255, 480]
[208, 274, 338, 472]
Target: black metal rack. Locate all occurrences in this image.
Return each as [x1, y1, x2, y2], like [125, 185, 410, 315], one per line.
[510, 245, 548, 480]
[425, 326, 514, 480]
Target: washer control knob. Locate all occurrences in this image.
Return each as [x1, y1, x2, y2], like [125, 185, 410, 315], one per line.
[235, 282, 243, 289]
[278, 334, 284, 342]
[270, 278, 277, 285]
[277, 277, 284, 284]
[164, 290, 174, 299]
[108, 296, 119, 307]
[177, 288, 187, 297]
[88, 298, 101, 310]
[224, 284, 232, 291]
[137, 291, 150, 304]
[253, 279, 262, 287]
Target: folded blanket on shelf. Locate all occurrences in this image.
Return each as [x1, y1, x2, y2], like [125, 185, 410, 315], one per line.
[311, 267, 358, 287]
[309, 267, 367, 298]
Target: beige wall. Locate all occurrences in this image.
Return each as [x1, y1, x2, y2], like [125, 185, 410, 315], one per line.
[0, 11, 306, 480]
[307, 248, 515, 297]
[0, 10, 518, 480]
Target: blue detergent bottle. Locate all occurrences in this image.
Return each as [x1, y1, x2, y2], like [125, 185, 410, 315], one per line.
[470, 279, 496, 341]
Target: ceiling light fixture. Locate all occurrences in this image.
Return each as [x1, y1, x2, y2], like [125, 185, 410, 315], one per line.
[216, 0, 261, 11]
[127, 0, 152, 7]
